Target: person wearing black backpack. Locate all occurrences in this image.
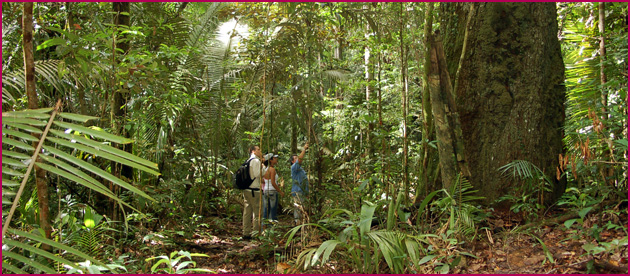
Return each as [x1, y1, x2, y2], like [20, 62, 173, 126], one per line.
[241, 145, 264, 240]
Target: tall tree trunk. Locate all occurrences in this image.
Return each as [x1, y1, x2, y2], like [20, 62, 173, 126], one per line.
[66, 2, 88, 115]
[599, 2, 607, 114]
[399, 3, 410, 199]
[111, 2, 132, 221]
[420, 2, 439, 197]
[364, 10, 376, 156]
[427, 33, 468, 191]
[24, 2, 52, 252]
[290, 78, 298, 154]
[598, 2, 615, 186]
[442, 2, 566, 204]
[378, 52, 386, 193]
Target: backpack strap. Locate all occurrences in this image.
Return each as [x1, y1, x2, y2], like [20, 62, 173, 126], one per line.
[245, 157, 257, 189]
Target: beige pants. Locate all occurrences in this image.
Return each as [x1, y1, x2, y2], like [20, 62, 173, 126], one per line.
[242, 190, 261, 236]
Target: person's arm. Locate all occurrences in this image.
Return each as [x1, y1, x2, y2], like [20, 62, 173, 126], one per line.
[250, 158, 261, 179]
[297, 142, 309, 164]
[270, 168, 284, 196]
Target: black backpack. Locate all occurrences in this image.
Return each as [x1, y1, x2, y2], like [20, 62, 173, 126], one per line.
[233, 157, 255, 189]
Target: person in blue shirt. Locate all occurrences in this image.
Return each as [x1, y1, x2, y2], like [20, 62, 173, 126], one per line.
[289, 142, 309, 225]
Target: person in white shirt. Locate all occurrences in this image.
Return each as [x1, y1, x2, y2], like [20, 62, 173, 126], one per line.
[262, 153, 284, 225]
[242, 145, 263, 240]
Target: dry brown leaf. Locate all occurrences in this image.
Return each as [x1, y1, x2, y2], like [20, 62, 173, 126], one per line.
[276, 262, 291, 273]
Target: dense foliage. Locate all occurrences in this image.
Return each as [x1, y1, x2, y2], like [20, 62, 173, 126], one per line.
[2, 2, 627, 274]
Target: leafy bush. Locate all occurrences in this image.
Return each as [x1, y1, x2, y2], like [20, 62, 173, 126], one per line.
[287, 201, 434, 274]
[497, 160, 552, 222]
[145, 250, 214, 274]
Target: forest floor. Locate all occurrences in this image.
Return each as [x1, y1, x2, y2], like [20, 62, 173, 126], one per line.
[139, 208, 628, 274]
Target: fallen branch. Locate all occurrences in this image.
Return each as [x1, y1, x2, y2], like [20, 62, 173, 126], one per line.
[518, 203, 602, 230]
[593, 259, 628, 273]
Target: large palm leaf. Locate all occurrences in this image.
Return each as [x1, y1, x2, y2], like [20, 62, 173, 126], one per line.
[2, 101, 159, 273]
[133, 3, 228, 164]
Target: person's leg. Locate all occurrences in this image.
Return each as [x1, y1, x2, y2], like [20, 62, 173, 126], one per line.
[269, 191, 278, 221]
[251, 190, 261, 235]
[262, 192, 273, 231]
[242, 190, 253, 237]
[292, 192, 303, 225]
[262, 192, 270, 220]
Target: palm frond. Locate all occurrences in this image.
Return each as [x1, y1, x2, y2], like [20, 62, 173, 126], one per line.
[499, 160, 543, 180]
[2, 102, 159, 273]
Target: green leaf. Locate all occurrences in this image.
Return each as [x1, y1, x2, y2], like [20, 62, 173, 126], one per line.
[419, 255, 436, 265]
[2, 116, 47, 126]
[303, 248, 316, 270]
[405, 238, 421, 264]
[578, 207, 593, 219]
[178, 268, 215, 273]
[50, 129, 159, 170]
[57, 112, 99, 123]
[438, 264, 450, 274]
[536, 237, 555, 264]
[2, 250, 57, 273]
[3, 108, 53, 117]
[582, 243, 606, 255]
[2, 122, 43, 134]
[189, 253, 210, 258]
[84, 207, 96, 228]
[564, 219, 577, 229]
[38, 154, 103, 188]
[2, 261, 27, 274]
[2, 156, 29, 168]
[42, 145, 155, 202]
[53, 121, 134, 144]
[2, 179, 20, 187]
[3, 239, 82, 271]
[614, 139, 627, 147]
[2, 166, 24, 177]
[175, 261, 196, 272]
[2, 137, 35, 151]
[284, 223, 334, 248]
[2, 128, 40, 142]
[151, 258, 172, 273]
[3, 149, 33, 159]
[46, 136, 160, 176]
[358, 179, 369, 191]
[37, 154, 147, 212]
[312, 240, 341, 266]
[359, 202, 376, 236]
[34, 161, 129, 207]
[36, 37, 67, 51]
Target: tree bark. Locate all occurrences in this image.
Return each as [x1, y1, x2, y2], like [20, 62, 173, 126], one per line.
[419, 2, 440, 198]
[112, 2, 132, 179]
[23, 2, 53, 252]
[427, 33, 470, 191]
[442, 2, 566, 204]
[599, 2, 607, 114]
[364, 8, 376, 156]
[111, 2, 132, 221]
[399, 3, 410, 198]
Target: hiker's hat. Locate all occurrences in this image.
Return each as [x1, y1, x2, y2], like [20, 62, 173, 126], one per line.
[264, 153, 279, 160]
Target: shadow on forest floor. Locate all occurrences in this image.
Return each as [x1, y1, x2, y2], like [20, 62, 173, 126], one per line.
[139, 209, 628, 274]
